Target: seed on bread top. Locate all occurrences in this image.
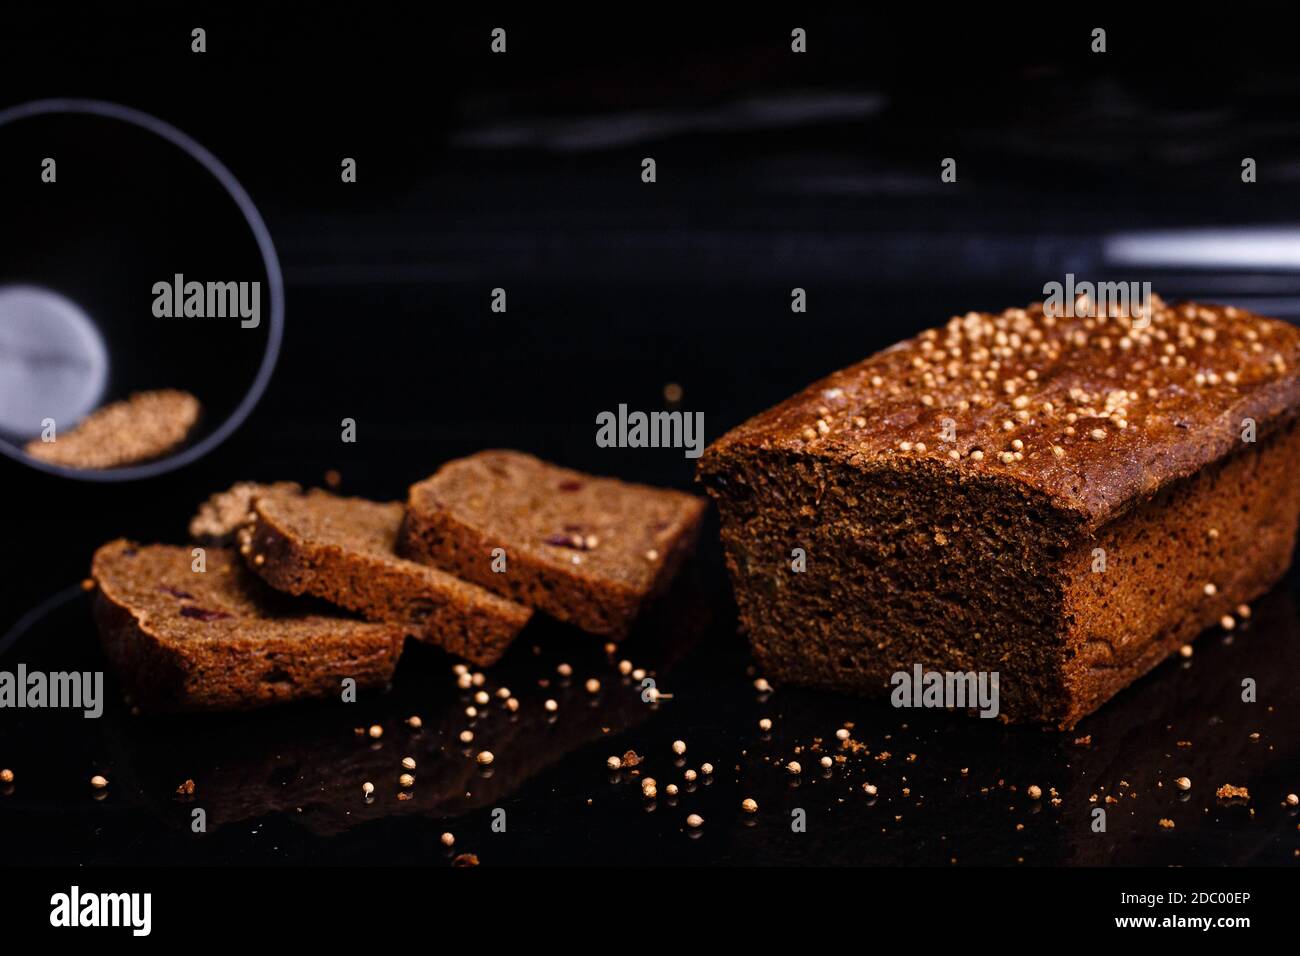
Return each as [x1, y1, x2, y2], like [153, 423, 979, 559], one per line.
[701, 297, 1300, 527]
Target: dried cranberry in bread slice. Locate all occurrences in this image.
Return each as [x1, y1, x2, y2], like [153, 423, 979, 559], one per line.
[25, 389, 200, 469]
[239, 488, 531, 666]
[189, 481, 302, 545]
[91, 539, 402, 712]
[398, 450, 707, 638]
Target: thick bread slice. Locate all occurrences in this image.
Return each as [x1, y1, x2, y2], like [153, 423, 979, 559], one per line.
[91, 539, 403, 712]
[398, 450, 707, 638]
[240, 488, 531, 666]
[26, 389, 200, 469]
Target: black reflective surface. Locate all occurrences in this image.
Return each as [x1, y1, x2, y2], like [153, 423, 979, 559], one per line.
[3, 9, 1300, 867]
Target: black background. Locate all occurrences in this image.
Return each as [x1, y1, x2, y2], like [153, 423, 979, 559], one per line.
[2, 3, 1299, 890]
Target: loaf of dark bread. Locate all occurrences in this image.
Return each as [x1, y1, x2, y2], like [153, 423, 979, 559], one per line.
[91, 539, 403, 711]
[239, 487, 532, 665]
[25, 389, 200, 469]
[398, 450, 707, 637]
[697, 297, 1300, 728]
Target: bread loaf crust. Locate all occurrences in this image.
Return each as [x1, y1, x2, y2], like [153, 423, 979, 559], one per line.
[698, 298, 1300, 726]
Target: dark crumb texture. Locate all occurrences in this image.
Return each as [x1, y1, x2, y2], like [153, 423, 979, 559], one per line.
[698, 297, 1300, 728]
[189, 481, 302, 545]
[241, 487, 532, 665]
[25, 389, 201, 469]
[90, 539, 403, 712]
[399, 450, 707, 638]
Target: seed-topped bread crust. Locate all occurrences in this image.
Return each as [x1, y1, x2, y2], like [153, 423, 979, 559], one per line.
[698, 297, 1300, 727]
[240, 487, 532, 665]
[91, 539, 403, 712]
[25, 389, 201, 470]
[399, 450, 707, 638]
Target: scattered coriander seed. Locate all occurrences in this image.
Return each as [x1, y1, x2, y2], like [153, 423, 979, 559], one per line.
[700, 762, 714, 775]
[406, 716, 423, 729]
[401, 757, 416, 770]
[368, 724, 383, 739]
[585, 678, 601, 694]
[787, 761, 802, 775]
[89, 774, 108, 789]
[1179, 644, 1194, 659]
[863, 783, 878, 796]
[474, 690, 490, 705]
[459, 730, 474, 744]
[362, 781, 375, 797]
[1237, 604, 1252, 619]
[1175, 776, 1191, 792]
[1286, 793, 1298, 807]
[643, 785, 658, 799]
[453, 663, 468, 676]
[665, 784, 679, 797]
[758, 717, 773, 732]
[1220, 614, 1236, 631]
[606, 756, 622, 770]
[557, 663, 573, 677]
[505, 697, 520, 712]
[686, 813, 704, 829]
[0, 768, 13, 784]
[819, 756, 833, 770]
[632, 668, 647, 681]
[1027, 784, 1042, 800]
[456, 673, 473, 689]
[642, 777, 657, 791]
[1203, 582, 1217, 596]
[399, 773, 415, 788]
[604, 642, 617, 655]
[476, 750, 494, 766]
[544, 699, 558, 713]
[618, 660, 633, 675]
[496, 687, 512, 699]
[753, 677, 772, 693]
[742, 797, 758, 814]
[440, 831, 455, 847]
[465, 706, 478, 718]
[672, 740, 687, 755]
[684, 769, 698, 783]
[471, 672, 485, 687]
[645, 549, 660, 562]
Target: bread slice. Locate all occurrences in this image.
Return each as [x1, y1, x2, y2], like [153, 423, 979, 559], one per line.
[398, 450, 707, 638]
[25, 389, 200, 469]
[697, 296, 1300, 728]
[239, 487, 532, 665]
[91, 539, 403, 711]
[189, 481, 302, 545]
